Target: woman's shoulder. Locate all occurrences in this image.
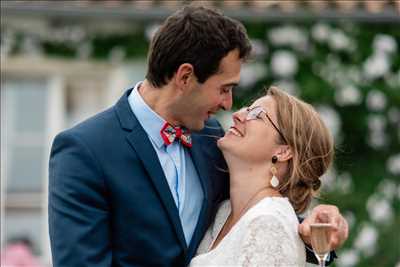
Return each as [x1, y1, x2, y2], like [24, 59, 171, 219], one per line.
[250, 197, 298, 221]
[244, 197, 300, 237]
[216, 197, 299, 229]
[240, 197, 306, 266]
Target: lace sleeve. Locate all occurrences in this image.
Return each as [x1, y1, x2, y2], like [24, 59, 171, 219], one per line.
[238, 215, 300, 267]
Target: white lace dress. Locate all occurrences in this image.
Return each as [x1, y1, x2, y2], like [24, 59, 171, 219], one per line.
[190, 197, 305, 267]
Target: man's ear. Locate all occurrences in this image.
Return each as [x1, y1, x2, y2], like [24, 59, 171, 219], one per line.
[174, 63, 194, 91]
[276, 145, 293, 162]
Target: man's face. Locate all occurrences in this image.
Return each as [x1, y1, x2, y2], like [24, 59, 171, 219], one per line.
[176, 49, 242, 131]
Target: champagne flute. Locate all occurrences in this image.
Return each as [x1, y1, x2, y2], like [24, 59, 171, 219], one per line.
[310, 223, 332, 267]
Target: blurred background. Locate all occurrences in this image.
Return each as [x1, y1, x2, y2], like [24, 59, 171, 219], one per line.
[1, 0, 399, 266]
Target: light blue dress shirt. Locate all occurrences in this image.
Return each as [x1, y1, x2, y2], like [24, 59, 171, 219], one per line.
[128, 82, 204, 245]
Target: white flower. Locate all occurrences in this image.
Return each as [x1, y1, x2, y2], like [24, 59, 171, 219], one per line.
[386, 154, 400, 175]
[354, 224, 378, 257]
[328, 29, 354, 51]
[320, 167, 337, 191]
[373, 34, 398, 54]
[316, 105, 342, 140]
[388, 107, 400, 124]
[335, 85, 362, 106]
[270, 50, 298, 78]
[268, 25, 308, 51]
[239, 62, 268, 88]
[348, 66, 362, 84]
[398, 127, 400, 143]
[385, 71, 400, 88]
[311, 23, 331, 43]
[367, 115, 387, 148]
[250, 39, 268, 58]
[332, 70, 351, 88]
[336, 249, 360, 267]
[367, 115, 386, 131]
[344, 211, 356, 230]
[377, 179, 397, 200]
[336, 172, 353, 194]
[368, 131, 387, 149]
[366, 90, 387, 111]
[363, 52, 390, 80]
[398, 184, 400, 200]
[367, 195, 394, 224]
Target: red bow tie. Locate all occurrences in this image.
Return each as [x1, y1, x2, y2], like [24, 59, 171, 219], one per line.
[160, 122, 192, 148]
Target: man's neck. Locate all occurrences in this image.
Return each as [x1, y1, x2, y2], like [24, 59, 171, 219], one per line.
[138, 80, 179, 125]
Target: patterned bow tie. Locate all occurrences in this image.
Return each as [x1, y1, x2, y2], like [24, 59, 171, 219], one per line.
[160, 122, 192, 148]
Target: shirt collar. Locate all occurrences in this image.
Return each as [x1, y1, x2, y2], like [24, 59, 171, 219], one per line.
[128, 81, 166, 148]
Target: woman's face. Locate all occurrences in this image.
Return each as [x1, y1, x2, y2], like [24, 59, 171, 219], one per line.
[218, 95, 283, 164]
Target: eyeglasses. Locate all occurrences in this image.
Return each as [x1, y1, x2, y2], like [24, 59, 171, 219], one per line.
[243, 106, 287, 144]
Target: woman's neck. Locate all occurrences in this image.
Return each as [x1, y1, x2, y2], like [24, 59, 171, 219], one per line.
[209, 154, 283, 251]
[209, 165, 282, 251]
[228, 163, 282, 220]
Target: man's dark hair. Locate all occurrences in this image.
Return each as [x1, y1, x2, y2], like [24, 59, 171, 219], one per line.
[146, 5, 252, 87]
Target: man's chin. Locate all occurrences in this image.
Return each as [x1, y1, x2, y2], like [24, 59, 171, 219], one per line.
[187, 121, 205, 132]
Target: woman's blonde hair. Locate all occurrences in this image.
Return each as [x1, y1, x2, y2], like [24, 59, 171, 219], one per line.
[267, 86, 334, 214]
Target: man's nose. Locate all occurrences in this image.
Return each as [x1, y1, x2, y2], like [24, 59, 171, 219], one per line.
[220, 92, 233, 111]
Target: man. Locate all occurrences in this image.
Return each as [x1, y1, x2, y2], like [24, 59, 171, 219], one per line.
[49, 5, 348, 266]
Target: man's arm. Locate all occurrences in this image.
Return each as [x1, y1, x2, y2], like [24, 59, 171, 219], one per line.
[299, 204, 349, 265]
[48, 131, 111, 266]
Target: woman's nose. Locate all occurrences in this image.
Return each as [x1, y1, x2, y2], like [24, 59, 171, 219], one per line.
[232, 108, 247, 124]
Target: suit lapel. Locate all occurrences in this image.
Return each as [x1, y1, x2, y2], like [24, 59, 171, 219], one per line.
[115, 90, 187, 250]
[189, 134, 210, 202]
[186, 134, 211, 258]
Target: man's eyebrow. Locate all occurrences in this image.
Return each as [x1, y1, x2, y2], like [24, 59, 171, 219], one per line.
[222, 82, 239, 87]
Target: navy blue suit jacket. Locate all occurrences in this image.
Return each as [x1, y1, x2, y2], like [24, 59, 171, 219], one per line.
[49, 89, 229, 267]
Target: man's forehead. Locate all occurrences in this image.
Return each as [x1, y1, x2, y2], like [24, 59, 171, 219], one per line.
[208, 72, 240, 85]
[217, 50, 242, 71]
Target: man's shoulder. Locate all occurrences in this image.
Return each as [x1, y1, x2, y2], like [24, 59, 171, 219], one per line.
[72, 107, 115, 133]
[62, 89, 132, 138]
[55, 105, 119, 147]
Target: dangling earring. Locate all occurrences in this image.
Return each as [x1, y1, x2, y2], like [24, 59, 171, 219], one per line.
[270, 155, 279, 188]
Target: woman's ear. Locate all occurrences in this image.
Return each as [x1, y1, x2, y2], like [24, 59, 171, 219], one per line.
[276, 145, 293, 162]
[174, 63, 194, 91]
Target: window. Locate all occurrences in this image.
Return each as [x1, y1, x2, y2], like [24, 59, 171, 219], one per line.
[1, 78, 49, 254]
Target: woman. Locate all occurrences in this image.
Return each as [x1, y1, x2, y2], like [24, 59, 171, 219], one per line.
[190, 86, 334, 266]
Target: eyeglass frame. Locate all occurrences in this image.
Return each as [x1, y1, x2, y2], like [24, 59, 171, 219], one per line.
[242, 105, 288, 144]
